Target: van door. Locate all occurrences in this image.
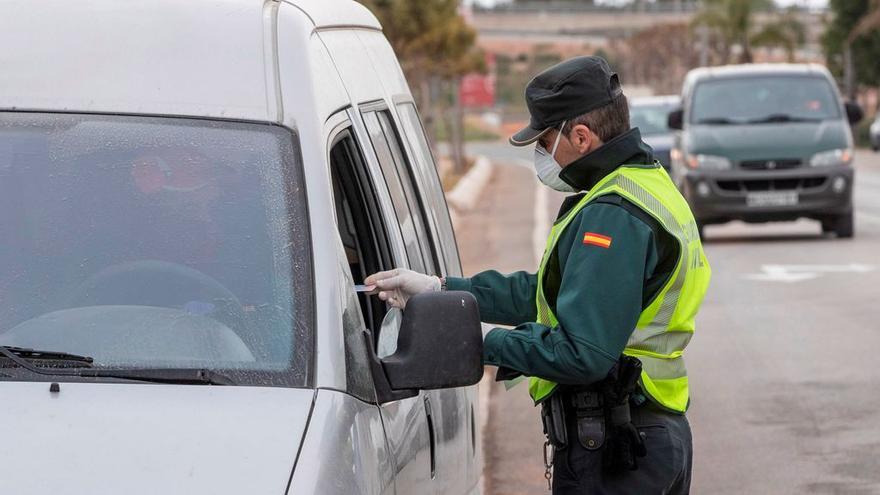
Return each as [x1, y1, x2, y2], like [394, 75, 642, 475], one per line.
[336, 105, 436, 495]
[388, 102, 479, 494]
[361, 106, 474, 494]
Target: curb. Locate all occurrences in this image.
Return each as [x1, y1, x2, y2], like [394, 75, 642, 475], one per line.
[446, 155, 494, 213]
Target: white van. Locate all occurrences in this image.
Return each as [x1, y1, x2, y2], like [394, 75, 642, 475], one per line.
[0, 1, 484, 494]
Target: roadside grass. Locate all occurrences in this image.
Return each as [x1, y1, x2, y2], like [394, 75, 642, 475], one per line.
[438, 155, 476, 192]
[434, 119, 501, 142]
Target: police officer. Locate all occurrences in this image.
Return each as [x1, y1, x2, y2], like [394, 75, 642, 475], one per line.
[367, 56, 711, 494]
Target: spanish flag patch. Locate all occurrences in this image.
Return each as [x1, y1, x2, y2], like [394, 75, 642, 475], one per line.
[583, 232, 612, 249]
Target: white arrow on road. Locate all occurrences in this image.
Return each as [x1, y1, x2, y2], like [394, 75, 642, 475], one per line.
[744, 264, 876, 283]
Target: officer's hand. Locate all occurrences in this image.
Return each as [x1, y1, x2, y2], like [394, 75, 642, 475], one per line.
[365, 268, 440, 309]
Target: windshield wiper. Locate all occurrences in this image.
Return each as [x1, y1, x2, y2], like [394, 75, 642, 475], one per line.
[747, 113, 821, 124]
[0, 345, 93, 376]
[78, 368, 235, 385]
[0, 346, 232, 385]
[1, 346, 94, 364]
[695, 117, 741, 125]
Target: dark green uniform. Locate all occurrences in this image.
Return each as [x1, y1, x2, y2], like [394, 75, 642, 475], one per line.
[448, 129, 677, 383]
[447, 128, 693, 493]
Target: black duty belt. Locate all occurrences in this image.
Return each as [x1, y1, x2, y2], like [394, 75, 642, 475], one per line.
[540, 355, 649, 475]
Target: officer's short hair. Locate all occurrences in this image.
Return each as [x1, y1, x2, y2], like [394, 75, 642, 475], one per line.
[564, 93, 630, 143]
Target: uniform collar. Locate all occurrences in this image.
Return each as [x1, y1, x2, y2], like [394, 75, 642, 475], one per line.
[559, 128, 655, 191]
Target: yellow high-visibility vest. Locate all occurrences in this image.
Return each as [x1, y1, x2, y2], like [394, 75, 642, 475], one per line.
[529, 163, 711, 413]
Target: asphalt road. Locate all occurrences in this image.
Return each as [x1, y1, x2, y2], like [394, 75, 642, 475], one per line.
[457, 142, 880, 494]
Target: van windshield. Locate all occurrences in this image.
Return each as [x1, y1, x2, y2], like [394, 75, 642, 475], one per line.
[0, 113, 311, 386]
[630, 102, 678, 136]
[691, 75, 841, 125]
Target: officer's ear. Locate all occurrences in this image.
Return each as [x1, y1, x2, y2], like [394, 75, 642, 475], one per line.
[568, 124, 601, 155]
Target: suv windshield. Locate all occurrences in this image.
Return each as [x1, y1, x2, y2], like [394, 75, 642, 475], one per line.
[0, 113, 311, 386]
[630, 102, 677, 136]
[691, 75, 841, 124]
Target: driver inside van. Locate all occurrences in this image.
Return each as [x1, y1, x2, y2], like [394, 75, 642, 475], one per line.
[130, 148, 222, 262]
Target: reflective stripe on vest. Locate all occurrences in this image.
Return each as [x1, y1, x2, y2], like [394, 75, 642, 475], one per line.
[529, 164, 711, 412]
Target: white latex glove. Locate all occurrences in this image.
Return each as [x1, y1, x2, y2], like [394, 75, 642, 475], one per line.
[365, 268, 440, 309]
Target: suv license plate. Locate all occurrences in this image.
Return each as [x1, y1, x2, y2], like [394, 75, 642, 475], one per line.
[746, 191, 799, 207]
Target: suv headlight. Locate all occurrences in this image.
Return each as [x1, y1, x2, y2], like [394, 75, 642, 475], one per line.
[809, 148, 853, 167]
[685, 153, 732, 170]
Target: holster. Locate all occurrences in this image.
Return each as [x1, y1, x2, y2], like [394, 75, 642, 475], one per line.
[571, 389, 605, 451]
[600, 356, 648, 472]
[540, 393, 567, 449]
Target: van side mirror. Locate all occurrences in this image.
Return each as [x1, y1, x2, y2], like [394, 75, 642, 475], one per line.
[667, 109, 684, 130]
[381, 291, 483, 391]
[845, 102, 864, 125]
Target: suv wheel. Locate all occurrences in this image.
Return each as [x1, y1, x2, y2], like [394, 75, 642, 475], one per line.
[822, 212, 854, 238]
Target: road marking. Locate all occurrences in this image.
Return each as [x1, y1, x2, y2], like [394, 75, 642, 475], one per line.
[857, 211, 880, 225]
[515, 158, 549, 265]
[743, 264, 876, 283]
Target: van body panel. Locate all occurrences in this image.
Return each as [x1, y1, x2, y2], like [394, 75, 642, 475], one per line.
[357, 30, 413, 99]
[286, 0, 382, 30]
[0, 382, 312, 495]
[320, 30, 389, 106]
[287, 389, 394, 495]
[686, 121, 851, 163]
[0, 0, 275, 121]
[278, 3, 351, 392]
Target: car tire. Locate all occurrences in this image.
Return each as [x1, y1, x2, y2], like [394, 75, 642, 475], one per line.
[823, 212, 854, 239]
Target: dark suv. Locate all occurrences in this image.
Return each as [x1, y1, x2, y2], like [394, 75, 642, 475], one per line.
[668, 64, 863, 238]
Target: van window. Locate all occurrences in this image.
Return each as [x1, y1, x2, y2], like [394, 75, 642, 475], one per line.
[329, 129, 385, 401]
[362, 110, 438, 275]
[0, 112, 311, 387]
[396, 102, 461, 276]
[630, 101, 678, 136]
[690, 76, 841, 124]
[329, 122, 405, 362]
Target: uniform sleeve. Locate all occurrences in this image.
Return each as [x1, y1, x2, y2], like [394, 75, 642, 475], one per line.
[445, 271, 537, 326]
[481, 203, 655, 385]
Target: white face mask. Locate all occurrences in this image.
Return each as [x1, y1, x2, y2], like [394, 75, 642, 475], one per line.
[533, 121, 577, 193]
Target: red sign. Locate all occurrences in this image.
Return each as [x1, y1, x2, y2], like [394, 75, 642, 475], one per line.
[459, 53, 496, 109]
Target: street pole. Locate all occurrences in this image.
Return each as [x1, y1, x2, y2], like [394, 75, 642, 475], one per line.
[844, 41, 855, 101]
[698, 25, 709, 67]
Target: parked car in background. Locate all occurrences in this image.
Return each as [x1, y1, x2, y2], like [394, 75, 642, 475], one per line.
[629, 95, 680, 171]
[871, 113, 880, 151]
[668, 64, 863, 239]
[0, 1, 484, 494]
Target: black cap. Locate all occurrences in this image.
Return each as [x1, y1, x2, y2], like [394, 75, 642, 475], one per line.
[510, 56, 622, 147]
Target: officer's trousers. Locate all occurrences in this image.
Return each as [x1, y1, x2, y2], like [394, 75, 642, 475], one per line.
[551, 403, 692, 495]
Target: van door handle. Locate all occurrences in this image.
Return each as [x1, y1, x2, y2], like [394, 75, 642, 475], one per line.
[424, 395, 436, 480]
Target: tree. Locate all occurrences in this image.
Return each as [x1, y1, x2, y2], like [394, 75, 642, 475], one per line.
[750, 8, 806, 62]
[359, 0, 484, 173]
[822, 0, 880, 99]
[615, 23, 702, 94]
[691, 0, 805, 64]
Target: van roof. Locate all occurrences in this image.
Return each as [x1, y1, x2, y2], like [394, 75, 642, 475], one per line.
[0, 0, 380, 121]
[684, 63, 833, 87]
[630, 95, 681, 107]
[291, 0, 381, 30]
